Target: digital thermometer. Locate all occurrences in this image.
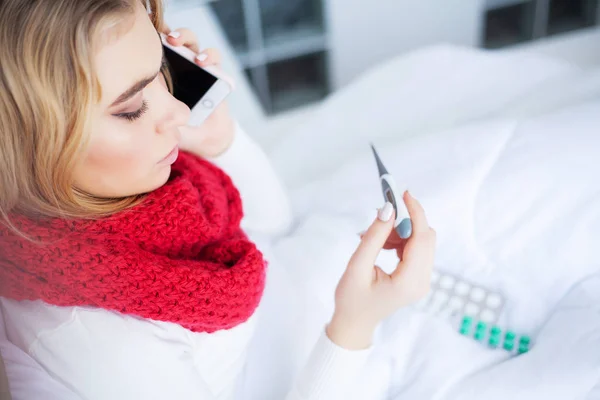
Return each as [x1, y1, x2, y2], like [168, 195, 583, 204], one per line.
[371, 145, 412, 239]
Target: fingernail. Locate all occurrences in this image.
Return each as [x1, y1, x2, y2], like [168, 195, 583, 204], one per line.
[357, 230, 366, 236]
[378, 202, 394, 222]
[168, 31, 181, 39]
[196, 53, 208, 62]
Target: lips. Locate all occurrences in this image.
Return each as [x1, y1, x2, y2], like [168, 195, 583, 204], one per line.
[159, 145, 179, 165]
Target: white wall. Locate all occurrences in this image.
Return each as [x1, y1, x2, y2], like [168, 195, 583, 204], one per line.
[326, 0, 486, 88]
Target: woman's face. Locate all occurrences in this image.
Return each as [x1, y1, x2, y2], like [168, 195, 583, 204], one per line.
[72, 3, 190, 198]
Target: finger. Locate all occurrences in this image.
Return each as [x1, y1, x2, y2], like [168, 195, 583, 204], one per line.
[383, 228, 403, 249]
[382, 240, 403, 250]
[372, 265, 390, 283]
[360, 226, 401, 246]
[404, 191, 429, 234]
[195, 48, 222, 67]
[394, 241, 408, 261]
[360, 231, 404, 253]
[403, 228, 436, 264]
[347, 202, 395, 276]
[158, 72, 168, 88]
[391, 227, 436, 280]
[167, 28, 200, 54]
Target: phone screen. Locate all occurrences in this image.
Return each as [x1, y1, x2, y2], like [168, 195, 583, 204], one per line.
[162, 45, 218, 109]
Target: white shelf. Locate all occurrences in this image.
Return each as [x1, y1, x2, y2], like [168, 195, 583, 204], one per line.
[271, 86, 324, 112]
[237, 26, 327, 68]
[485, 0, 533, 10]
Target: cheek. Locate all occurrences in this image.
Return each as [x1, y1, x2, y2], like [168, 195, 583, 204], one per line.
[86, 121, 153, 172]
[75, 116, 169, 198]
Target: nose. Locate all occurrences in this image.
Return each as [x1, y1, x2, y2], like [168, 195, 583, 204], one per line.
[156, 94, 191, 135]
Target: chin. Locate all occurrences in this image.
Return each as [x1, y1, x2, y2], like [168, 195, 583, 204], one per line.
[132, 166, 173, 196]
[153, 165, 172, 190]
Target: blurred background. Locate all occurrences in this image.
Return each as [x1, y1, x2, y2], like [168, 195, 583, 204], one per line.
[164, 0, 600, 148]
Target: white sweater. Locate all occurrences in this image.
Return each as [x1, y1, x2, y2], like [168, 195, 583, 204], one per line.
[0, 124, 371, 400]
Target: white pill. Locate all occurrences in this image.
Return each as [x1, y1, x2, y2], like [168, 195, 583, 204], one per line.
[480, 310, 496, 323]
[431, 271, 440, 283]
[427, 292, 447, 313]
[454, 281, 470, 295]
[434, 291, 450, 304]
[448, 296, 465, 310]
[470, 287, 486, 302]
[440, 276, 455, 289]
[486, 294, 503, 308]
[430, 292, 448, 310]
[438, 307, 453, 318]
[464, 303, 480, 316]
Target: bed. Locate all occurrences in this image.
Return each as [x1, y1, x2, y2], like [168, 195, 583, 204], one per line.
[2, 6, 600, 398]
[242, 43, 600, 400]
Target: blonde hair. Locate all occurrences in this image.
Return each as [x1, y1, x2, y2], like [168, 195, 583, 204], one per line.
[0, 0, 166, 224]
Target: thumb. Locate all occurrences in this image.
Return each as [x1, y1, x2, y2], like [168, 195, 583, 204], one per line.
[347, 202, 395, 277]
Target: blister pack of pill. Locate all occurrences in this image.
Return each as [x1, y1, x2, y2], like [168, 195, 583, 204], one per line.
[414, 270, 506, 325]
[457, 315, 532, 354]
[412, 270, 534, 354]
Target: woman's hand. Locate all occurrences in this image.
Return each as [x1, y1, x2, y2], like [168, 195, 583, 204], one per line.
[163, 27, 235, 158]
[326, 191, 436, 350]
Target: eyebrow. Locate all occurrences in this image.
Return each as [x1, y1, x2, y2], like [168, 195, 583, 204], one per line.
[109, 47, 165, 108]
[109, 75, 156, 107]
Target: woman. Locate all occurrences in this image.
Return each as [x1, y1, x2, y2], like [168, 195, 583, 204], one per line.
[0, 0, 436, 399]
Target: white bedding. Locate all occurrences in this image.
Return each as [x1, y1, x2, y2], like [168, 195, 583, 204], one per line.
[269, 44, 600, 189]
[3, 45, 600, 399]
[259, 68, 600, 397]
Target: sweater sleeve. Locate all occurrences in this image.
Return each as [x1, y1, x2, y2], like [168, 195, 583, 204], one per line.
[285, 328, 372, 400]
[209, 122, 293, 236]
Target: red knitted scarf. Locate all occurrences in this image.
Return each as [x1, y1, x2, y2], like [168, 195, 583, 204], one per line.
[0, 152, 266, 333]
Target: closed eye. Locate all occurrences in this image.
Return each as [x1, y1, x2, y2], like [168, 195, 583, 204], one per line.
[114, 100, 149, 122]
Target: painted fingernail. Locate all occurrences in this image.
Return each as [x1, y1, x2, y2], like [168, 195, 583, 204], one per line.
[378, 202, 394, 222]
[196, 53, 208, 62]
[168, 31, 181, 39]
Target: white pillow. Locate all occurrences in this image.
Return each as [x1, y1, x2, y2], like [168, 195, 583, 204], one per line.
[269, 44, 577, 188]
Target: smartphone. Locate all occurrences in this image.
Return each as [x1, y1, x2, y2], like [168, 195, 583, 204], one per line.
[160, 33, 233, 126]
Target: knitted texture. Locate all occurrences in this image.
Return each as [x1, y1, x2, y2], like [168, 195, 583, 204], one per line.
[0, 152, 266, 333]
